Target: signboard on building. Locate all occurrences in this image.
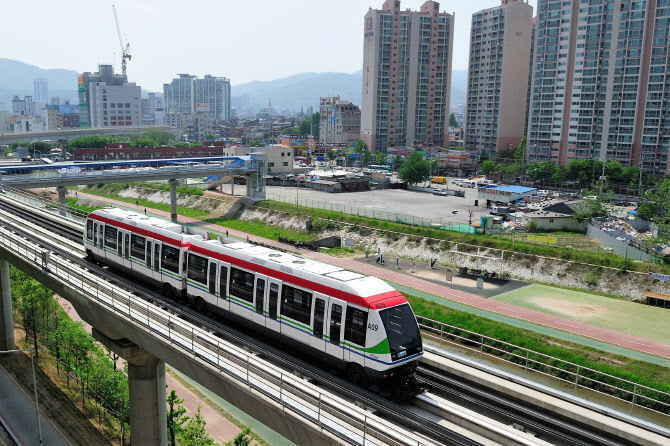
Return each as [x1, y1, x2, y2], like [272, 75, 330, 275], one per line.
[196, 103, 211, 112]
[527, 234, 557, 244]
[331, 105, 336, 127]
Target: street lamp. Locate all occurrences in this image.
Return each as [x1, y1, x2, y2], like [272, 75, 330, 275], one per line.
[0, 348, 42, 445]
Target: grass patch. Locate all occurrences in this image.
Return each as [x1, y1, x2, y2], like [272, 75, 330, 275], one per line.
[406, 292, 670, 400]
[81, 185, 209, 219]
[320, 247, 355, 257]
[205, 217, 317, 243]
[255, 200, 669, 274]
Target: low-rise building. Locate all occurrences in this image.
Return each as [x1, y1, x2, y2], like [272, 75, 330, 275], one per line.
[223, 144, 293, 174]
[73, 141, 227, 161]
[11, 115, 44, 133]
[478, 185, 537, 205]
[523, 211, 586, 232]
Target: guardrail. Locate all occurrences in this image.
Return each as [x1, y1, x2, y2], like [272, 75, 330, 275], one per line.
[417, 315, 670, 417]
[0, 221, 435, 446]
[1, 185, 88, 224]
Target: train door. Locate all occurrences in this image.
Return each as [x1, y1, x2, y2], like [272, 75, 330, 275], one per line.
[117, 232, 123, 259]
[253, 274, 267, 326]
[309, 295, 327, 351]
[146, 241, 152, 271]
[265, 279, 281, 334]
[97, 223, 104, 251]
[325, 299, 345, 361]
[204, 260, 218, 308]
[228, 267, 255, 319]
[93, 222, 99, 253]
[123, 233, 131, 269]
[151, 241, 161, 282]
[218, 263, 230, 313]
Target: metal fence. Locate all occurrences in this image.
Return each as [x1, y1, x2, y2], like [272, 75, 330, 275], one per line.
[0, 221, 433, 446]
[587, 220, 660, 262]
[265, 192, 446, 228]
[417, 315, 670, 417]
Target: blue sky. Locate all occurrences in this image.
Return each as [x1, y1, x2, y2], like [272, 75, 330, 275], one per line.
[2, 0, 537, 90]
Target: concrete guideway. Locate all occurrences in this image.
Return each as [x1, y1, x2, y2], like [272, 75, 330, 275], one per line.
[78, 193, 670, 362]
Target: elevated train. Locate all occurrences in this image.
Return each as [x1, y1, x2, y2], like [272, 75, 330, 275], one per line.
[84, 208, 423, 386]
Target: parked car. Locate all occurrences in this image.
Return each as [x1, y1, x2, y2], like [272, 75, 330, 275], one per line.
[433, 189, 448, 196]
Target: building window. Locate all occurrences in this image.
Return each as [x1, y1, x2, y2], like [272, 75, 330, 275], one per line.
[283, 162, 288, 166]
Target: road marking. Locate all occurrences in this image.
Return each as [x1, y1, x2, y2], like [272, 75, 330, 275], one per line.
[555, 321, 579, 329]
[624, 340, 651, 347]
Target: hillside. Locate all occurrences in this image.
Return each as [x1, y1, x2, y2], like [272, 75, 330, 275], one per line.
[0, 58, 79, 105]
[232, 69, 468, 110]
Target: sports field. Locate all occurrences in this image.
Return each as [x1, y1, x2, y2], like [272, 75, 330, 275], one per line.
[493, 284, 670, 343]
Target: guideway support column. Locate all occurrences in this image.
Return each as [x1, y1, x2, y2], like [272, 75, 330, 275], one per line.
[168, 179, 178, 222]
[0, 259, 15, 350]
[57, 185, 67, 217]
[93, 329, 167, 446]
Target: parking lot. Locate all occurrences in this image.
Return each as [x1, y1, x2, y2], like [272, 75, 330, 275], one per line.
[265, 182, 489, 227]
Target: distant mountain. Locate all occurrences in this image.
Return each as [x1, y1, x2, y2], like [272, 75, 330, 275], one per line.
[232, 68, 468, 111]
[0, 58, 79, 106]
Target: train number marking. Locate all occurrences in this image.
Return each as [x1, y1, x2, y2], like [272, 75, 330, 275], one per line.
[368, 323, 378, 331]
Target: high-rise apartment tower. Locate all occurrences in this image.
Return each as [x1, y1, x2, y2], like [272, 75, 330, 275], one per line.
[465, 0, 533, 155]
[360, 0, 454, 152]
[164, 74, 231, 122]
[527, 0, 670, 174]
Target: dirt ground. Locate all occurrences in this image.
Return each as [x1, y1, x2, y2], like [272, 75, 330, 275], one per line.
[531, 297, 607, 319]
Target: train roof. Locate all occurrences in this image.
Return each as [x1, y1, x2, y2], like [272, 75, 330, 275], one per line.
[189, 239, 403, 308]
[89, 208, 203, 244]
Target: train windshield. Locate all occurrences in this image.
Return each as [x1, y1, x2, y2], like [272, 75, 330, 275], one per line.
[380, 304, 421, 360]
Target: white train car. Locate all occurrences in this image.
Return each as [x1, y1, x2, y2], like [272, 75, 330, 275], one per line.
[84, 208, 203, 298]
[84, 209, 423, 386]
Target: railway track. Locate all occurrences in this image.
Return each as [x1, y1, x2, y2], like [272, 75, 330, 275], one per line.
[0, 195, 486, 446]
[2, 192, 667, 445]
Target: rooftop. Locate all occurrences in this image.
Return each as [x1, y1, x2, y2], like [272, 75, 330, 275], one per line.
[489, 185, 537, 194]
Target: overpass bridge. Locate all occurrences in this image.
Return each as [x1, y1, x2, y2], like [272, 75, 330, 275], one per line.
[0, 154, 266, 220]
[0, 126, 175, 145]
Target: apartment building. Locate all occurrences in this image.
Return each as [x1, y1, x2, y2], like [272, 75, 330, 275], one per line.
[527, 0, 670, 174]
[465, 0, 533, 155]
[164, 74, 231, 122]
[319, 96, 362, 144]
[360, 0, 454, 152]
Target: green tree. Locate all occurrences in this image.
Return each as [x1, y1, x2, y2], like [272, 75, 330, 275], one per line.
[141, 129, 175, 145]
[131, 138, 159, 148]
[167, 390, 189, 446]
[355, 139, 367, 153]
[226, 427, 252, 446]
[172, 141, 190, 147]
[398, 151, 430, 185]
[326, 150, 337, 161]
[376, 151, 387, 165]
[362, 149, 372, 166]
[393, 154, 405, 171]
[449, 113, 459, 128]
[180, 406, 215, 446]
[282, 127, 299, 134]
[571, 189, 616, 221]
[68, 136, 110, 149]
[481, 160, 497, 176]
[249, 140, 263, 147]
[638, 178, 670, 244]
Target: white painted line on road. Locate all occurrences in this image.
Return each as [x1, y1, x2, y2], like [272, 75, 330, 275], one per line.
[624, 340, 651, 347]
[555, 322, 579, 329]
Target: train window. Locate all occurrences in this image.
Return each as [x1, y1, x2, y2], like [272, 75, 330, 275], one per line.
[281, 285, 312, 325]
[146, 241, 152, 270]
[105, 226, 117, 250]
[86, 220, 93, 240]
[219, 266, 228, 299]
[208, 263, 217, 294]
[187, 254, 208, 285]
[117, 232, 123, 257]
[269, 284, 278, 320]
[130, 234, 146, 261]
[255, 279, 265, 315]
[154, 244, 160, 272]
[345, 307, 368, 347]
[329, 304, 342, 346]
[230, 267, 254, 302]
[161, 245, 180, 273]
[313, 298, 325, 339]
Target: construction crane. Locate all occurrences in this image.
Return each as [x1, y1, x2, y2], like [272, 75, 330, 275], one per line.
[112, 4, 131, 76]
